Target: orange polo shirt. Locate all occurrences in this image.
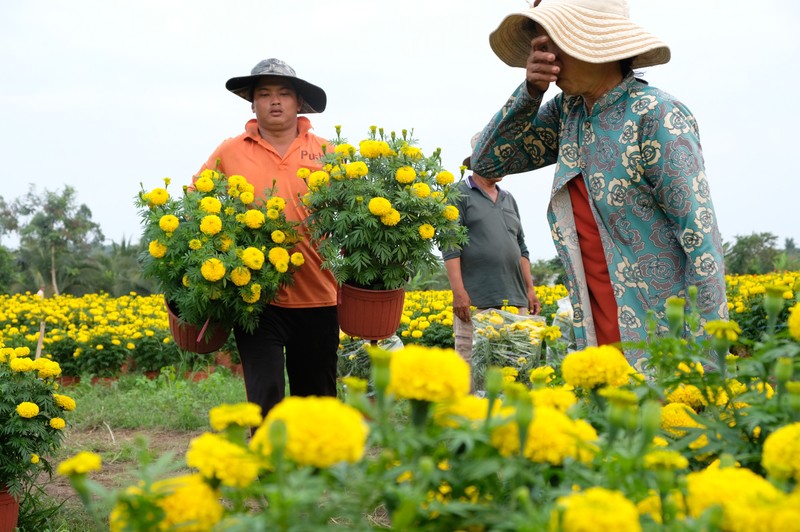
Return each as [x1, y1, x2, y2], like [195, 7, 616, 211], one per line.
[199, 116, 338, 308]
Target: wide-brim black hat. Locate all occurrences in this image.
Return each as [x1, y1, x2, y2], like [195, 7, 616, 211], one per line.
[225, 58, 327, 114]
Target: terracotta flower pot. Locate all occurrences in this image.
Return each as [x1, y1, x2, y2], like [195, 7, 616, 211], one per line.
[337, 283, 405, 341]
[164, 298, 229, 354]
[0, 486, 19, 532]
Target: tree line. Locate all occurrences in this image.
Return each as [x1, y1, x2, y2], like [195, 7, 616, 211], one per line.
[0, 186, 798, 296]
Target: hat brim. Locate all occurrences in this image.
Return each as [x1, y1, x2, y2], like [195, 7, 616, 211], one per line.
[489, 4, 670, 69]
[225, 74, 327, 114]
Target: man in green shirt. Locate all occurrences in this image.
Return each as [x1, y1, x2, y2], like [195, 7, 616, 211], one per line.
[443, 135, 541, 388]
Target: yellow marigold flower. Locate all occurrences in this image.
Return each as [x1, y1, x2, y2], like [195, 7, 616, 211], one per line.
[218, 234, 232, 252]
[199, 214, 222, 236]
[342, 376, 368, 394]
[529, 386, 577, 413]
[57, 451, 102, 476]
[561, 345, 633, 389]
[148, 240, 167, 258]
[53, 393, 76, 411]
[31, 454, 40, 464]
[762, 422, 800, 482]
[334, 143, 356, 158]
[676, 361, 704, 376]
[227, 174, 247, 188]
[491, 404, 598, 464]
[230, 266, 251, 287]
[636, 489, 686, 525]
[242, 248, 265, 271]
[789, 302, 800, 341]
[16, 401, 39, 418]
[273, 261, 287, 273]
[296, 168, 311, 179]
[359, 139, 392, 158]
[240, 191, 255, 205]
[186, 432, 262, 488]
[50, 417, 66, 430]
[418, 223, 435, 240]
[660, 402, 707, 449]
[242, 284, 261, 303]
[33, 358, 61, 379]
[598, 386, 638, 407]
[308, 170, 330, 190]
[501, 366, 519, 383]
[158, 214, 179, 233]
[268, 247, 289, 267]
[401, 144, 423, 160]
[529, 365, 556, 384]
[266, 208, 280, 220]
[188, 239, 202, 250]
[290, 252, 304, 267]
[126, 342, 135, 349]
[433, 396, 507, 428]
[685, 466, 782, 528]
[328, 165, 344, 180]
[209, 402, 263, 431]
[705, 319, 742, 342]
[395, 166, 416, 184]
[199, 196, 222, 214]
[435, 170, 455, 185]
[443, 205, 459, 221]
[411, 182, 431, 198]
[666, 384, 705, 409]
[250, 396, 368, 468]
[539, 325, 562, 342]
[345, 161, 368, 178]
[271, 230, 286, 244]
[200, 169, 219, 180]
[147, 187, 169, 206]
[113, 474, 223, 532]
[194, 176, 214, 193]
[243, 209, 265, 229]
[368, 197, 392, 216]
[182, 274, 190, 287]
[389, 345, 470, 402]
[553, 487, 641, 532]
[381, 208, 401, 226]
[266, 196, 286, 211]
[643, 449, 689, 470]
[200, 258, 226, 282]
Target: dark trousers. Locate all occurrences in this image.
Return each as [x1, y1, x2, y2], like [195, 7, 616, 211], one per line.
[233, 304, 339, 417]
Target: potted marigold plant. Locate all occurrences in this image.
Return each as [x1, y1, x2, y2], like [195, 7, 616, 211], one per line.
[299, 126, 468, 339]
[0, 346, 75, 529]
[136, 170, 304, 352]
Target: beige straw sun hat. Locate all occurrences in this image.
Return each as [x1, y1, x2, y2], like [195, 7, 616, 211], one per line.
[489, 0, 670, 69]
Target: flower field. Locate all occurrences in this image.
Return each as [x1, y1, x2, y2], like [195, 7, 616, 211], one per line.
[4, 271, 800, 530]
[0, 272, 797, 379]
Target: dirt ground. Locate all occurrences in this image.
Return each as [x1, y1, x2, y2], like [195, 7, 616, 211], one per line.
[43, 427, 203, 509]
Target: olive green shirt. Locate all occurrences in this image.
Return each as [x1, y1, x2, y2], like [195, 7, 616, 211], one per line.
[442, 177, 529, 308]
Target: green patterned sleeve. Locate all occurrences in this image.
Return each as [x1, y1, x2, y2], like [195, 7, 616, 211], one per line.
[471, 82, 561, 178]
[641, 99, 728, 321]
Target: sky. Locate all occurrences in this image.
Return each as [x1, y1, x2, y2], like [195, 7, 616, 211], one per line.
[2, 0, 799, 261]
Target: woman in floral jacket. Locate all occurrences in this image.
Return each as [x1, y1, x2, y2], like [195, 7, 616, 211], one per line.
[471, 0, 728, 367]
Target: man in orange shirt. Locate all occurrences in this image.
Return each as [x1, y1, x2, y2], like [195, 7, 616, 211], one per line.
[198, 58, 339, 416]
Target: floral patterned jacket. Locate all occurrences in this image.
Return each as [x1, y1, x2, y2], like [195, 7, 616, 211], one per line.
[472, 73, 728, 363]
